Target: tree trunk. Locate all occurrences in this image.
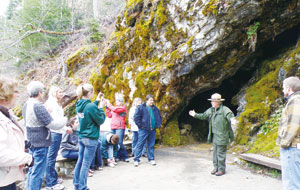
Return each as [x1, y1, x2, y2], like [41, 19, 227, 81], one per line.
[93, 0, 100, 20]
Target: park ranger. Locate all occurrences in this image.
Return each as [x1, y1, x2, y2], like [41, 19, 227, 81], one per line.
[189, 93, 234, 176]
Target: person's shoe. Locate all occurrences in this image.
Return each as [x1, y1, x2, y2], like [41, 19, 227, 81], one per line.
[108, 162, 115, 167]
[46, 184, 65, 190]
[57, 178, 63, 184]
[142, 154, 148, 158]
[115, 158, 120, 162]
[123, 158, 130, 163]
[134, 161, 139, 167]
[88, 169, 94, 174]
[88, 170, 93, 177]
[211, 169, 218, 175]
[96, 166, 103, 171]
[148, 160, 156, 166]
[215, 171, 225, 176]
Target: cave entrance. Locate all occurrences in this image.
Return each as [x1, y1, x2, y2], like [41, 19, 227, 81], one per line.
[178, 21, 300, 142]
[178, 67, 255, 142]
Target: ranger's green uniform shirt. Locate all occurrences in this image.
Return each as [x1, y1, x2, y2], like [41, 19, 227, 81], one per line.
[194, 104, 234, 145]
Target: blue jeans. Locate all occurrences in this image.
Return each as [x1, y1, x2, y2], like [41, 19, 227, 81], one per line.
[73, 138, 98, 190]
[46, 132, 62, 187]
[90, 140, 102, 169]
[132, 131, 146, 155]
[111, 129, 128, 160]
[27, 147, 48, 190]
[0, 182, 16, 190]
[61, 150, 78, 160]
[134, 129, 156, 162]
[280, 147, 300, 190]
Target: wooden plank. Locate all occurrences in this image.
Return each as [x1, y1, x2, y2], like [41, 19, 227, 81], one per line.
[240, 153, 281, 170]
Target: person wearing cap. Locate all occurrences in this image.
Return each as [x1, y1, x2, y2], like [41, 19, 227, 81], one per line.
[189, 93, 234, 176]
[22, 81, 67, 190]
[105, 94, 129, 162]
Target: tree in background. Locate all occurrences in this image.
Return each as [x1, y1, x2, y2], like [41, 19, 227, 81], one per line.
[0, 0, 125, 71]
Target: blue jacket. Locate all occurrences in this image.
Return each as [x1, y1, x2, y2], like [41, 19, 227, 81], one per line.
[134, 103, 161, 130]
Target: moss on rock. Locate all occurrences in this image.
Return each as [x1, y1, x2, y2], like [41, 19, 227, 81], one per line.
[161, 118, 181, 146]
[66, 45, 99, 76]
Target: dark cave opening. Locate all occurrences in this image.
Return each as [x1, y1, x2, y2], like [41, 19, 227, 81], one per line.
[178, 22, 300, 142]
[178, 66, 255, 142]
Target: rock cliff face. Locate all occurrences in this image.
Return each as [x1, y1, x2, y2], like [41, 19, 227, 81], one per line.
[89, 0, 300, 146]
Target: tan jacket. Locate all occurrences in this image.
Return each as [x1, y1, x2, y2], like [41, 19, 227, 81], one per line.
[0, 112, 32, 187]
[277, 91, 300, 148]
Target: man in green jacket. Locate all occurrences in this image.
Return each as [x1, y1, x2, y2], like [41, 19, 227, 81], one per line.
[189, 93, 234, 176]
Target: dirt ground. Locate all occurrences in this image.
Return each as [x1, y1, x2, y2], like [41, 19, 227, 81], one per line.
[59, 144, 282, 190]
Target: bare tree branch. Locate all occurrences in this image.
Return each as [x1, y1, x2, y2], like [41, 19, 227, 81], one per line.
[0, 24, 86, 52]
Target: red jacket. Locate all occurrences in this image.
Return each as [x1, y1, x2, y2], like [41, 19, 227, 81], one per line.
[105, 104, 127, 130]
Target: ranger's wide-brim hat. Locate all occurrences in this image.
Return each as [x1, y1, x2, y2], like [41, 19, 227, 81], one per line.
[208, 93, 225, 101]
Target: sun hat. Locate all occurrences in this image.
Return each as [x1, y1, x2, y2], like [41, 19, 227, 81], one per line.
[208, 93, 225, 101]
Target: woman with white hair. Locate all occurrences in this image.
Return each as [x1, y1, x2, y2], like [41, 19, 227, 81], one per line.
[0, 77, 33, 190]
[44, 86, 72, 190]
[73, 84, 106, 190]
[105, 94, 129, 162]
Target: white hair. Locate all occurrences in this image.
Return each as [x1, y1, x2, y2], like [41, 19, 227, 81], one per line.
[27, 81, 45, 97]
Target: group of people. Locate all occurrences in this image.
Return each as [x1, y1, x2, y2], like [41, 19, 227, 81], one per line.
[0, 78, 162, 190]
[1, 75, 299, 190]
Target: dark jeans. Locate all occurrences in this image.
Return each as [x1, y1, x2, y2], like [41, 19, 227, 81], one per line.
[61, 150, 78, 160]
[0, 183, 16, 190]
[134, 129, 156, 162]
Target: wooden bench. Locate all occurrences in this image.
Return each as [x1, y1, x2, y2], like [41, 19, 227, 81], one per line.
[240, 153, 281, 170]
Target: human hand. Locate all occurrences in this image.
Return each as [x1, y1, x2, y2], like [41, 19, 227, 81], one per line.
[98, 98, 106, 108]
[66, 127, 73, 134]
[189, 110, 195, 117]
[96, 92, 104, 101]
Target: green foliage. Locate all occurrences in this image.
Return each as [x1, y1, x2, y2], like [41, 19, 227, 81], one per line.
[65, 102, 77, 118]
[6, 0, 19, 19]
[3, 0, 83, 65]
[246, 107, 282, 158]
[260, 108, 282, 134]
[247, 22, 260, 39]
[245, 162, 281, 179]
[86, 18, 105, 43]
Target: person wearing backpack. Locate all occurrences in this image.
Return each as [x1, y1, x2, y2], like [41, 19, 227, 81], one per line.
[189, 93, 234, 176]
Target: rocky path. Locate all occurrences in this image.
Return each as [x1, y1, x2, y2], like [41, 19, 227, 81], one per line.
[59, 144, 282, 190]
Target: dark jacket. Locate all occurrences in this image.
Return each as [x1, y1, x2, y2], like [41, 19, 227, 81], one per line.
[76, 99, 105, 139]
[100, 132, 118, 159]
[60, 130, 79, 153]
[194, 104, 234, 145]
[134, 103, 161, 130]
